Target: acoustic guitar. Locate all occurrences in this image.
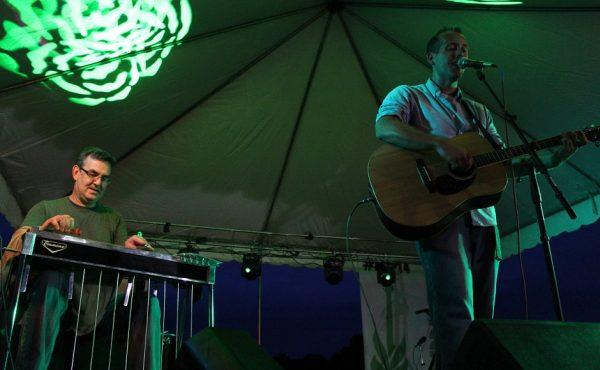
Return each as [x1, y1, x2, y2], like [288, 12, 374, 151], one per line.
[368, 127, 599, 240]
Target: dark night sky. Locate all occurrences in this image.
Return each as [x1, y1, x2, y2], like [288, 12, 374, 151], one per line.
[1, 213, 598, 359]
[209, 218, 600, 358]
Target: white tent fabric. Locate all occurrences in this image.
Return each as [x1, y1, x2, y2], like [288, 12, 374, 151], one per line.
[359, 266, 433, 370]
[1, 1, 599, 263]
[0, 172, 20, 227]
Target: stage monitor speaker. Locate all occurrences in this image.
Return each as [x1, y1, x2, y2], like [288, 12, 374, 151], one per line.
[177, 327, 283, 370]
[455, 319, 600, 370]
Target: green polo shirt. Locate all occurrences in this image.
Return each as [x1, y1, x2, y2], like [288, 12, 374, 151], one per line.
[21, 196, 128, 245]
[21, 196, 130, 335]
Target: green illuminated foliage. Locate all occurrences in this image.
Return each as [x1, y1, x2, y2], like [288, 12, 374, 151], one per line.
[0, 0, 192, 106]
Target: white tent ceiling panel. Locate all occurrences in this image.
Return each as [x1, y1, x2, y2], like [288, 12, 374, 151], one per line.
[265, 15, 410, 253]
[0, 170, 21, 226]
[341, 11, 432, 99]
[350, 0, 600, 8]
[189, 1, 324, 34]
[104, 16, 330, 233]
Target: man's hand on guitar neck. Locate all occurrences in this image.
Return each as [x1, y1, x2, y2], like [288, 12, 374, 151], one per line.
[435, 139, 474, 172]
[510, 130, 588, 178]
[553, 131, 588, 165]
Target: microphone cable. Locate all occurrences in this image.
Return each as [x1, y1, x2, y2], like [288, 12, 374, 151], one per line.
[500, 68, 529, 319]
[345, 196, 392, 370]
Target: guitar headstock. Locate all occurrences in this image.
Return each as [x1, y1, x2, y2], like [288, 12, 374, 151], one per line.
[583, 125, 600, 147]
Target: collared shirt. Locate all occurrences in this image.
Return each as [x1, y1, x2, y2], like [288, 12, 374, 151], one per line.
[376, 79, 503, 226]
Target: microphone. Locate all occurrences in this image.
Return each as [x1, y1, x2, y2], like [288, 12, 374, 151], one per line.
[457, 57, 497, 69]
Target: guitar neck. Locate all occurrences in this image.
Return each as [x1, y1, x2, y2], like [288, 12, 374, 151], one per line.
[474, 135, 564, 167]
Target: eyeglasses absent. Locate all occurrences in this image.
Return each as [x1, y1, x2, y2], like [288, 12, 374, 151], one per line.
[79, 166, 111, 184]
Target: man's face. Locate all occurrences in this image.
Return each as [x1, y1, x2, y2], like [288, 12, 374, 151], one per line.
[428, 31, 469, 82]
[72, 156, 111, 205]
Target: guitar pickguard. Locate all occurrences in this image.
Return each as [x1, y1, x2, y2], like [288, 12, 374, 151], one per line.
[434, 167, 476, 195]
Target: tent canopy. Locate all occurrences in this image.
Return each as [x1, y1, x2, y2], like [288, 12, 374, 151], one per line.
[1, 0, 599, 263]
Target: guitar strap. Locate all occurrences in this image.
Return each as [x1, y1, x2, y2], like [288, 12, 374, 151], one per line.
[461, 98, 504, 151]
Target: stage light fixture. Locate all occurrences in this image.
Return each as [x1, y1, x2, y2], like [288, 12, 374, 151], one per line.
[323, 256, 345, 285]
[375, 262, 396, 287]
[241, 253, 261, 280]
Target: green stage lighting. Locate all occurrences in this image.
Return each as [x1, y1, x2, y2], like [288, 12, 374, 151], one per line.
[0, 0, 192, 106]
[241, 254, 262, 280]
[375, 262, 396, 287]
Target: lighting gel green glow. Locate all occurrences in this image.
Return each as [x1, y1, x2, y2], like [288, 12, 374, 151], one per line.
[0, 0, 192, 106]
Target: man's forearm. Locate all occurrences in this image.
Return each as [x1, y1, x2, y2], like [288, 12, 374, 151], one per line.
[375, 115, 445, 151]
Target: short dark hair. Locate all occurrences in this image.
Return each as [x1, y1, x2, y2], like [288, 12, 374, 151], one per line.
[76, 146, 116, 168]
[426, 26, 463, 54]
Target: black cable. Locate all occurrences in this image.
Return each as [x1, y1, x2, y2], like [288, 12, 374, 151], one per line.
[412, 345, 418, 370]
[500, 69, 529, 319]
[345, 197, 392, 370]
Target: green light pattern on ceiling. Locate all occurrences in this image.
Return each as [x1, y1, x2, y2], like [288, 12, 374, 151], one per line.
[447, 0, 523, 4]
[0, 0, 192, 106]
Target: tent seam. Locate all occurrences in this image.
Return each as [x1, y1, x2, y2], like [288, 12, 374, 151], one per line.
[338, 10, 381, 106]
[115, 9, 328, 165]
[260, 12, 335, 233]
[0, 5, 325, 95]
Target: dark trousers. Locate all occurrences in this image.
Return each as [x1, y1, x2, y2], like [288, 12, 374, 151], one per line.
[12, 270, 161, 370]
[417, 215, 500, 370]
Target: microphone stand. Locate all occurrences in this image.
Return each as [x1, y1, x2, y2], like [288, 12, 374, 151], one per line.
[475, 69, 572, 321]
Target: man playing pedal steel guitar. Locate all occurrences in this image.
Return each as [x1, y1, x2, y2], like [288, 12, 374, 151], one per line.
[374, 27, 586, 370]
[6, 146, 157, 370]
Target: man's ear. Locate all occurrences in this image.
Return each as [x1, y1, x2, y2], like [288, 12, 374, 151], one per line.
[426, 52, 434, 66]
[72, 165, 79, 181]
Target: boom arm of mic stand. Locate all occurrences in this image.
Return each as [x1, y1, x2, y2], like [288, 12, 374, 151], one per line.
[475, 69, 576, 219]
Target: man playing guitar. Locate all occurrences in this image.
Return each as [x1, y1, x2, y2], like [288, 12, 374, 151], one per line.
[374, 26, 587, 370]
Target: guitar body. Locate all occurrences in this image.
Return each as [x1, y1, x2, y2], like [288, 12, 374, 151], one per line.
[368, 133, 508, 240]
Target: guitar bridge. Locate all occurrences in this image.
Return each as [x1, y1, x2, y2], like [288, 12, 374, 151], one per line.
[416, 159, 436, 193]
